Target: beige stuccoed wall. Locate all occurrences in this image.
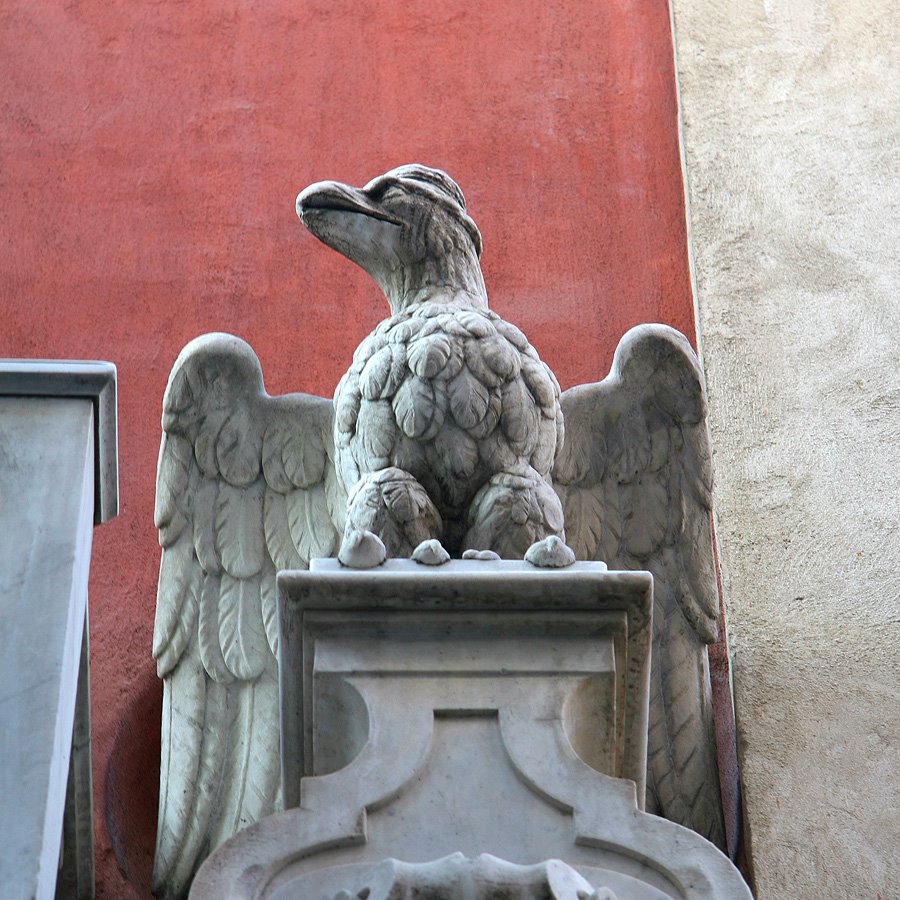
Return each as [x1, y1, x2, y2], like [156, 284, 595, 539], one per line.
[669, 0, 899, 896]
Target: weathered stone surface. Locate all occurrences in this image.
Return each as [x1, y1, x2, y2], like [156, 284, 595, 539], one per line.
[671, 0, 900, 894]
[0, 360, 118, 524]
[299, 166, 566, 561]
[154, 167, 728, 895]
[0, 361, 117, 900]
[317, 853, 611, 900]
[189, 562, 748, 899]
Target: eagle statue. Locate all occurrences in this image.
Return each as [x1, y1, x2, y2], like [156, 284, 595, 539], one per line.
[151, 165, 725, 898]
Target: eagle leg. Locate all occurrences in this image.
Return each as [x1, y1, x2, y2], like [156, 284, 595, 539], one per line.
[344, 467, 443, 558]
[462, 469, 565, 560]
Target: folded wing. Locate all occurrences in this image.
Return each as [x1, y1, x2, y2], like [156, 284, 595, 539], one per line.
[151, 334, 343, 898]
[553, 324, 725, 849]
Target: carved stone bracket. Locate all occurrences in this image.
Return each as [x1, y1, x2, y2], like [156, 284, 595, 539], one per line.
[190, 561, 749, 899]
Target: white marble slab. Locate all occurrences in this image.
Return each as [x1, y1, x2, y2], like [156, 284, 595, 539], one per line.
[0, 360, 117, 900]
[191, 563, 750, 899]
[0, 398, 94, 899]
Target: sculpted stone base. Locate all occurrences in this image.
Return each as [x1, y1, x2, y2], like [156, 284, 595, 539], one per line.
[190, 561, 749, 899]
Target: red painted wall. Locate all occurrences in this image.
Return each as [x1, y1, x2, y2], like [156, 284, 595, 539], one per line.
[0, 2, 695, 896]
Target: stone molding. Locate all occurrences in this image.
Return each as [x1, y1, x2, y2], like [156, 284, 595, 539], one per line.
[0, 360, 118, 900]
[0, 360, 118, 523]
[191, 561, 749, 899]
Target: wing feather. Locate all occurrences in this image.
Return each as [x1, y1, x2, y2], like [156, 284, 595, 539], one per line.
[194, 415, 225, 477]
[218, 573, 267, 680]
[622, 472, 669, 558]
[155, 432, 192, 541]
[259, 560, 279, 657]
[152, 642, 206, 898]
[560, 486, 605, 561]
[206, 668, 281, 850]
[152, 333, 341, 898]
[153, 637, 235, 898]
[153, 534, 201, 677]
[192, 476, 221, 574]
[215, 481, 266, 579]
[287, 484, 339, 564]
[197, 573, 233, 684]
[216, 409, 262, 486]
[263, 488, 305, 571]
[553, 324, 725, 849]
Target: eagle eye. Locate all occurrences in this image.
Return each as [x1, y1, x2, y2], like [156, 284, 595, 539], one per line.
[366, 178, 406, 205]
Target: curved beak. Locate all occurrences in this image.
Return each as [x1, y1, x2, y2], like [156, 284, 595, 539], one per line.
[296, 180, 403, 226]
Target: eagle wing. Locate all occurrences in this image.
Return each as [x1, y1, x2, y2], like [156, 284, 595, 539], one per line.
[151, 333, 343, 899]
[553, 323, 725, 848]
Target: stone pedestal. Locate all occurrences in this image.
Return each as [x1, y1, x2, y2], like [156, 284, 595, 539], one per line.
[191, 560, 749, 898]
[0, 362, 117, 900]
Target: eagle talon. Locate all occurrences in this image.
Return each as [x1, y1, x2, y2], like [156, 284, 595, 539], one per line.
[338, 529, 387, 569]
[411, 539, 450, 565]
[524, 535, 577, 568]
[461, 549, 501, 561]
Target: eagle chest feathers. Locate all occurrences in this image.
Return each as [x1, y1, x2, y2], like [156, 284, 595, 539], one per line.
[334, 303, 564, 521]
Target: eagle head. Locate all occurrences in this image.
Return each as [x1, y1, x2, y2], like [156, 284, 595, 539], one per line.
[297, 164, 486, 313]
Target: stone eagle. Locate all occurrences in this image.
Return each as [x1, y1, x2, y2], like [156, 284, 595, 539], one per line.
[151, 165, 724, 898]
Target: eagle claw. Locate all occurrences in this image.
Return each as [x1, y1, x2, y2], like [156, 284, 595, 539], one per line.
[412, 539, 451, 566]
[338, 529, 387, 569]
[461, 549, 501, 561]
[524, 535, 577, 568]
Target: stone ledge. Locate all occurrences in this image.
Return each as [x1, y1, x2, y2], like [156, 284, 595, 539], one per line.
[0, 360, 118, 524]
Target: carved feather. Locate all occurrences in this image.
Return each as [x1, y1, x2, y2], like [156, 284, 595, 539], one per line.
[464, 337, 503, 388]
[218, 573, 267, 681]
[393, 375, 442, 439]
[561, 486, 605, 561]
[155, 432, 192, 538]
[492, 316, 530, 353]
[521, 356, 556, 413]
[286, 484, 338, 564]
[153, 534, 201, 677]
[448, 365, 490, 430]
[435, 312, 472, 338]
[478, 428, 519, 473]
[352, 330, 387, 367]
[198, 573, 233, 683]
[387, 316, 425, 344]
[334, 370, 362, 444]
[360, 343, 408, 400]
[433, 423, 479, 479]
[192, 477, 221, 574]
[216, 410, 262, 486]
[408, 333, 453, 379]
[456, 308, 495, 338]
[480, 334, 521, 381]
[262, 403, 328, 491]
[259, 560, 278, 657]
[214, 481, 266, 580]
[622, 472, 669, 558]
[554, 324, 725, 849]
[355, 399, 398, 467]
[153, 333, 341, 898]
[531, 415, 558, 475]
[153, 644, 227, 900]
[206, 670, 281, 849]
[381, 474, 433, 524]
[263, 489, 304, 571]
[194, 414, 225, 478]
[152, 642, 208, 898]
[500, 378, 539, 455]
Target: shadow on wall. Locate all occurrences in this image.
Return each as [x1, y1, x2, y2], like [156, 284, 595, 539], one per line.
[105, 669, 161, 895]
